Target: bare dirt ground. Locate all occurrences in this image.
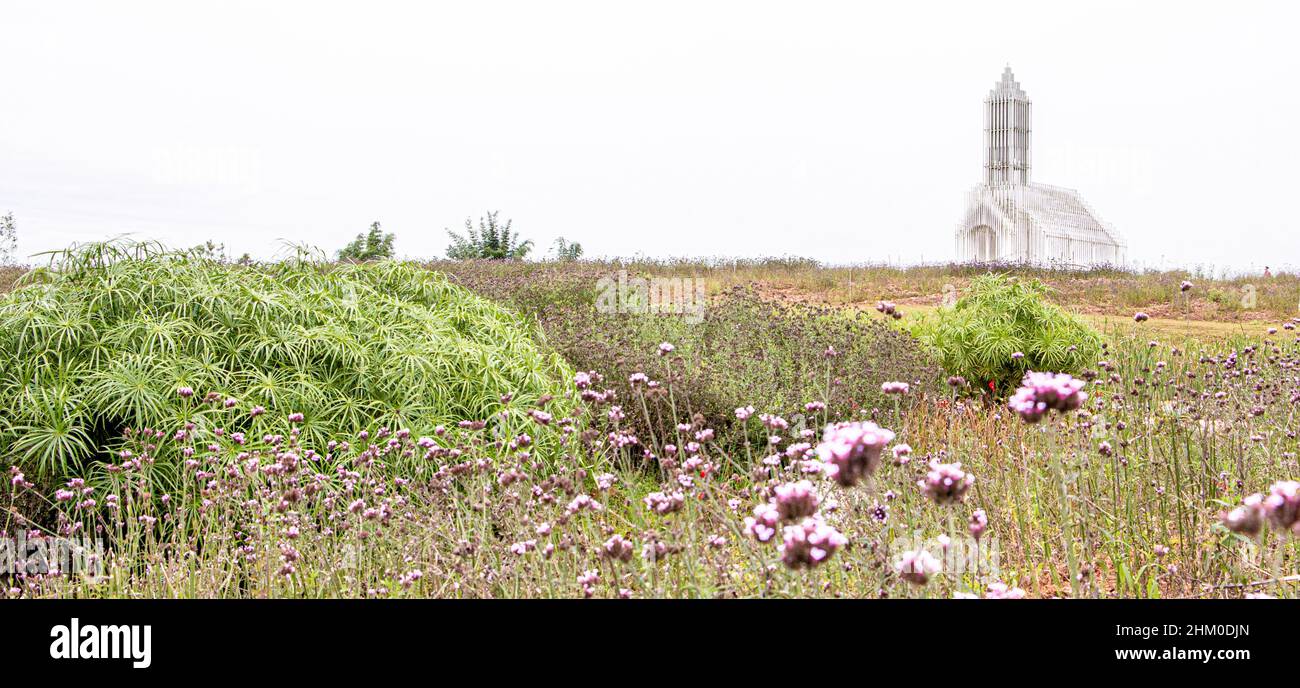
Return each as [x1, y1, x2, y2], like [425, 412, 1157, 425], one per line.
[752, 282, 1280, 340]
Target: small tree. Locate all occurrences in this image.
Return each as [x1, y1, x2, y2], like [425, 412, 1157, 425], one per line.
[446, 211, 532, 260]
[0, 212, 16, 264]
[550, 237, 584, 261]
[338, 222, 395, 262]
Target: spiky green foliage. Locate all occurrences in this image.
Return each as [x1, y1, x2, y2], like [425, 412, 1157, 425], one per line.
[446, 211, 532, 260]
[338, 222, 395, 262]
[0, 241, 572, 481]
[550, 237, 583, 262]
[0, 212, 16, 264]
[913, 274, 1102, 393]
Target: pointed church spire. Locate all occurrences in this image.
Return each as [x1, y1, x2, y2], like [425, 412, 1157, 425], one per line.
[991, 65, 1026, 98]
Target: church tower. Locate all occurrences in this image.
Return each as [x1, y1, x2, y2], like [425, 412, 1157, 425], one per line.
[958, 67, 1125, 267]
[984, 66, 1031, 185]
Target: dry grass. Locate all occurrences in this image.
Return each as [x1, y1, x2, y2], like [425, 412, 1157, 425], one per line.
[577, 258, 1296, 323]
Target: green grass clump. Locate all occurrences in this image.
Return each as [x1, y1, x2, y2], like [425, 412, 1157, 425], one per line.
[0, 241, 572, 481]
[912, 273, 1102, 393]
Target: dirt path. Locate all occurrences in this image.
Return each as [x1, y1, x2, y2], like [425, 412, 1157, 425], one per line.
[751, 283, 1282, 341]
[901, 303, 1274, 340]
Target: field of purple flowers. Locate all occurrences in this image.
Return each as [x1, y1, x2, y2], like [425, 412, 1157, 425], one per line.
[3, 258, 1299, 599]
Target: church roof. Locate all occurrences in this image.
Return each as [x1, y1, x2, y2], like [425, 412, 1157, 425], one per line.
[1017, 183, 1124, 246]
[963, 182, 1125, 249]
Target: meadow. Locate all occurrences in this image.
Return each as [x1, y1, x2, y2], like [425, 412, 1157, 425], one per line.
[3, 250, 1298, 599]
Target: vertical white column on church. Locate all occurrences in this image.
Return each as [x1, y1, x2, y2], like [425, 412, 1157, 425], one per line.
[1010, 97, 1016, 183]
[990, 96, 996, 184]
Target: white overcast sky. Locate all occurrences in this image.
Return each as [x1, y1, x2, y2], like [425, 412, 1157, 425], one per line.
[2, 1, 1297, 272]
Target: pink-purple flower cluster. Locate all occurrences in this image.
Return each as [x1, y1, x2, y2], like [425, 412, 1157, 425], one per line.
[779, 518, 848, 569]
[643, 490, 685, 515]
[894, 549, 941, 585]
[1222, 493, 1265, 536]
[918, 460, 975, 504]
[1218, 481, 1300, 537]
[771, 480, 820, 520]
[743, 479, 846, 570]
[601, 534, 634, 562]
[984, 582, 1026, 599]
[1008, 372, 1087, 423]
[968, 509, 988, 539]
[880, 381, 909, 395]
[1263, 480, 1300, 534]
[743, 503, 781, 543]
[816, 421, 895, 487]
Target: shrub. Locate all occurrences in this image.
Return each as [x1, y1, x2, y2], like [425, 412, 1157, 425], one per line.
[913, 273, 1101, 394]
[434, 261, 941, 454]
[0, 242, 572, 483]
[550, 237, 584, 262]
[338, 222, 396, 262]
[0, 212, 16, 264]
[446, 211, 532, 260]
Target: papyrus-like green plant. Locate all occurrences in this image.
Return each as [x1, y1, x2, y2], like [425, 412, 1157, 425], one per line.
[0, 241, 571, 481]
[914, 274, 1101, 394]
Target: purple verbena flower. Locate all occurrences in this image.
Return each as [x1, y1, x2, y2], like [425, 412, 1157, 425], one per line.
[918, 459, 975, 504]
[985, 582, 1026, 599]
[743, 503, 780, 543]
[642, 490, 684, 515]
[1008, 372, 1087, 423]
[881, 381, 910, 395]
[895, 549, 941, 585]
[816, 421, 895, 487]
[601, 534, 634, 562]
[969, 508, 988, 539]
[778, 518, 847, 569]
[772, 480, 820, 521]
[1222, 493, 1265, 536]
[1263, 480, 1300, 534]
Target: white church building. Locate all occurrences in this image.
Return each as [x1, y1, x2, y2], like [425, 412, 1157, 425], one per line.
[956, 67, 1125, 267]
